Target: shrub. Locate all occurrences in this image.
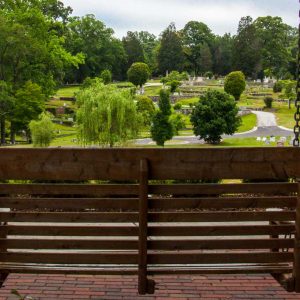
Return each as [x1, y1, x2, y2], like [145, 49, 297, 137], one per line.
[273, 81, 284, 93]
[136, 95, 155, 127]
[127, 62, 150, 87]
[190, 90, 241, 144]
[29, 112, 55, 147]
[224, 71, 246, 101]
[264, 97, 273, 108]
[204, 71, 213, 79]
[170, 113, 186, 135]
[169, 80, 180, 93]
[100, 69, 112, 84]
[173, 103, 182, 110]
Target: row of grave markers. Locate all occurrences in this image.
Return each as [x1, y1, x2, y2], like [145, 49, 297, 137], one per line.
[256, 136, 292, 146]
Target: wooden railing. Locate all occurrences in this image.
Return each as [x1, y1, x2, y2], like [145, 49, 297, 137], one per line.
[0, 148, 300, 294]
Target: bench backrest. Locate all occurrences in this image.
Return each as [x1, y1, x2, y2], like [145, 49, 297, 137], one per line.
[0, 148, 299, 294]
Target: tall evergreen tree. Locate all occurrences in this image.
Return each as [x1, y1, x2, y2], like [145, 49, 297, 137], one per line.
[157, 23, 185, 75]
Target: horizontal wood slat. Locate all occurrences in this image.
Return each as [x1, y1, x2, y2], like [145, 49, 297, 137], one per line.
[0, 252, 138, 264]
[0, 198, 139, 210]
[0, 148, 300, 180]
[149, 183, 297, 195]
[0, 238, 137, 250]
[149, 197, 297, 209]
[148, 212, 295, 223]
[0, 212, 138, 223]
[148, 225, 295, 236]
[0, 184, 139, 196]
[148, 239, 294, 250]
[0, 225, 138, 236]
[148, 252, 293, 264]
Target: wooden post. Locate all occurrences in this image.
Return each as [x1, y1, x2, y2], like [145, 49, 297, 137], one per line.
[138, 159, 155, 295]
[294, 180, 300, 292]
[0, 220, 8, 288]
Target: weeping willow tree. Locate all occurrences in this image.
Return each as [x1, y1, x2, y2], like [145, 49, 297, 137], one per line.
[76, 81, 142, 147]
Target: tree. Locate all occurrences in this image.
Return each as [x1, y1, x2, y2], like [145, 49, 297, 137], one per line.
[29, 112, 55, 147]
[233, 16, 262, 78]
[182, 21, 214, 75]
[150, 89, 173, 146]
[122, 31, 145, 70]
[190, 90, 241, 144]
[76, 82, 141, 147]
[100, 69, 112, 85]
[65, 14, 125, 82]
[224, 71, 246, 101]
[157, 23, 185, 75]
[127, 62, 150, 89]
[136, 95, 155, 127]
[170, 113, 186, 135]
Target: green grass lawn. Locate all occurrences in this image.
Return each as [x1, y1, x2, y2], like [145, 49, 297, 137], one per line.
[237, 113, 257, 133]
[144, 85, 162, 96]
[56, 86, 80, 98]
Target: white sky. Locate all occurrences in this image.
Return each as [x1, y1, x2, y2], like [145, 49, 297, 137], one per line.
[62, 0, 298, 38]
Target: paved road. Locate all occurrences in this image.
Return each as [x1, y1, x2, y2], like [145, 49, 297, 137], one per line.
[135, 111, 294, 145]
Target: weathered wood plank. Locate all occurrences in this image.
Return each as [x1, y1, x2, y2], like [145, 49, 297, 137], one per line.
[148, 239, 294, 250]
[0, 198, 139, 210]
[149, 183, 297, 195]
[148, 252, 293, 264]
[0, 225, 138, 236]
[0, 148, 300, 180]
[149, 197, 297, 210]
[0, 212, 139, 223]
[0, 184, 139, 196]
[0, 239, 138, 250]
[0, 252, 138, 264]
[148, 211, 295, 223]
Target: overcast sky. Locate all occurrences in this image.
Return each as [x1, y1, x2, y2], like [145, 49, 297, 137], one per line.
[62, 0, 298, 38]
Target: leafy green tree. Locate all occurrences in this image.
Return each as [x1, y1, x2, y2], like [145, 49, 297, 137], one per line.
[65, 14, 125, 82]
[76, 82, 141, 147]
[254, 16, 296, 78]
[169, 80, 180, 93]
[191, 90, 241, 144]
[11, 81, 45, 143]
[182, 21, 214, 75]
[151, 89, 173, 146]
[122, 31, 145, 70]
[170, 113, 186, 135]
[100, 69, 112, 84]
[127, 62, 150, 89]
[224, 71, 246, 101]
[157, 23, 185, 75]
[233, 16, 262, 78]
[29, 112, 55, 147]
[136, 95, 155, 127]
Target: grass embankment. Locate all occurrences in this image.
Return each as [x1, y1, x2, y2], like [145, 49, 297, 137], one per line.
[56, 86, 80, 98]
[237, 113, 257, 133]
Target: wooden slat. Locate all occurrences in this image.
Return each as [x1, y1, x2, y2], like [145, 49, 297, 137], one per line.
[0, 239, 138, 250]
[148, 252, 293, 264]
[149, 197, 297, 210]
[148, 225, 295, 236]
[0, 198, 139, 210]
[0, 252, 138, 264]
[1, 148, 300, 180]
[148, 211, 295, 223]
[0, 224, 293, 237]
[0, 212, 139, 223]
[0, 225, 138, 236]
[0, 184, 139, 196]
[294, 181, 300, 292]
[148, 239, 294, 250]
[149, 183, 297, 195]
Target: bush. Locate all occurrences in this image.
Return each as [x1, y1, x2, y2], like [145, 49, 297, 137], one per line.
[29, 112, 55, 147]
[136, 95, 155, 127]
[264, 97, 273, 109]
[169, 80, 180, 93]
[224, 71, 246, 101]
[170, 113, 186, 135]
[100, 69, 112, 84]
[190, 90, 241, 144]
[273, 81, 284, 93]
[173, 103, 182, 110]
[127, 62, 150, 87]
[204, 71, 213, 79]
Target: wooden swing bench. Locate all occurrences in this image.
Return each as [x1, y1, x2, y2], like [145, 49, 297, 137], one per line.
[0, 148, 300, 295]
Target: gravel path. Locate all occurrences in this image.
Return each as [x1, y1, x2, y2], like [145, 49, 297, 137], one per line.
[252, 111, 277, 127]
